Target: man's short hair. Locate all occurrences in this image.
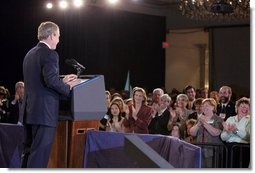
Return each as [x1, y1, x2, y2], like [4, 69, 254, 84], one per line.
[38, 21, 59, 41]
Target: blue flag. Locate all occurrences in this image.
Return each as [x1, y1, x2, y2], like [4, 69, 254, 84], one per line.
[124, 70, 132, 97]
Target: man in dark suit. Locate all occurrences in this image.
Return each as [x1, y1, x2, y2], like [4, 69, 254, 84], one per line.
[21, 21, 77, 168]
[216, 86, 236, 121]
[183, 85, 196, 110]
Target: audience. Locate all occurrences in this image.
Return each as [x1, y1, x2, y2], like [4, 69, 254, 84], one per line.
[188, 98, 204, 120]
[151, 88, 164, 106]
[0, 81, 251, 168]
[124, 98, 133, 107]
[216, 86, 236, 121]
[169, 122, 183, 139]
[0, 86, 9, 123]
[197, 87, 209, 99]
[221, 97, 250, 168]
[185, 119, 197, 143]
[8, 81, 24, 124]
[105, 102, 124, 132]
[148, 94, 171, 135]
[209, 90, 219, 104]
[184, 85, 196, 110]
[167, 94, 193, 138]
[149, 88, 164, 113]
[190, 98, 223, 168]
[122, 87, 153, 134]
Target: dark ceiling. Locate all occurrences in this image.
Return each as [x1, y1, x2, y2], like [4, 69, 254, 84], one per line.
[88, 0, 250, 29]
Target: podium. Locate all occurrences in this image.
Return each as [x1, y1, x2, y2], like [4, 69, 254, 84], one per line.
[48, 75, 107, 168]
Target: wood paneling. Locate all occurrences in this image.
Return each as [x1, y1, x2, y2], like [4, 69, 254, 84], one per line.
[48, 120, 99, 168]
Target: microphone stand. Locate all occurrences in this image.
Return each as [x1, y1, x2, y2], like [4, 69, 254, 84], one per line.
[76, 67, 82, 78]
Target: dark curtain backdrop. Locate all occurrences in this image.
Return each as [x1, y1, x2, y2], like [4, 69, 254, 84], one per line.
[209, 26, 250, 99]
[0, 1, 166, 94]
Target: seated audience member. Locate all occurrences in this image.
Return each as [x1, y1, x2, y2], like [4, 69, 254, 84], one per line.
[197, 87, 209, 99]
[209, 90, 219, 104]
[111, 92, 123, 101]
[221, 97, 250, 168]
[100, 95, 127, 131]
[0, 86, 9, 123]
[190, 98, 223, 168]
[188, 98, 204, 120]
[169, 122, 183, 139]
[167, 94, 193, 138]
[216, 86, 236, 121]
[148, 88, 164, 113]
[99, 91, 111, 131]
[183, 85, 196, 110]
[111, 96, 127, 118]
[120, 90, 129, 100]
[124, 98, 133, 107]
[185, 119, 197, 143]
[123, 87, 152, 134]
[146, 93, 153, 106]
[148, 94, 171, 135]
[106, 102, 124, 132]
[151, 88, 164, 106]
[168, 88, 180, 105]
[8, 81, 24, 124]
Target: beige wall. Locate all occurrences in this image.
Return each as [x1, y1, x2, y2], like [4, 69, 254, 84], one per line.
[165, 29, 209, 93]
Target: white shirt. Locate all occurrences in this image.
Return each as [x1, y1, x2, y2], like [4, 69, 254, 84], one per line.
[221, 115, 250, 143]
[158, 107, 167, 117]
[40, 41, 51, 49]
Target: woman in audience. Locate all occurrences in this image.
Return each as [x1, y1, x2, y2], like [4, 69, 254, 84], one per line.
[111, 92, 123, 101]
[111, 96, 127, 117]
[106, 102, 124, 132]
[221, 97, 250, 168]
[123, 87, 153, 134]
[124, 98, 133, 107]
[167, 94, 193, 138]
[190, 98, 223, 168]
[188, 98, 204, 120]
[148, 94, 171, 135]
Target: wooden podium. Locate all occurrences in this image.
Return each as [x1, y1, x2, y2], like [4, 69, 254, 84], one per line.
[48, 75, 107, 168]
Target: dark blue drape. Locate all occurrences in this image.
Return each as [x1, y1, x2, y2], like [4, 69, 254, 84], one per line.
[0, 123, 23, 168]
[84, 130, 201, 168]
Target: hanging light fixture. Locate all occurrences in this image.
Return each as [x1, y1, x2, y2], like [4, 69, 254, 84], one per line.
[179, 0, 250, 20]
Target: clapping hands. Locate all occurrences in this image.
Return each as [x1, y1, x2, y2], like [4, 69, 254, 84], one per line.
[131, 106, 138, 120]
[222, 122, 237, 133]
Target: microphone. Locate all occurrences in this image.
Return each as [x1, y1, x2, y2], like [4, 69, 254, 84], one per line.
[65, 58, 85, 76]
[65, 58, 86, 71]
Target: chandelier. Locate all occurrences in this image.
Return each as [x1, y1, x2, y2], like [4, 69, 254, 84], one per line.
[179, 0, 250, 20]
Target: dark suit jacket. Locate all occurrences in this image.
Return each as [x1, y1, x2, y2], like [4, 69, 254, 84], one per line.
[21, 42, 70, 127]
[187, 112, 198, 120]
[216, 101, 236, 121]
[7, 96, 21, 124]
[148, 109, 170, 135]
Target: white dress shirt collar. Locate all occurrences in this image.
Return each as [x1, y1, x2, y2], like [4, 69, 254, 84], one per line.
[40, 41, 51, 49]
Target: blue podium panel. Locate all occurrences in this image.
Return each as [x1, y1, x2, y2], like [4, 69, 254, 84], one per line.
[72, 75, 107, 120]
[59, 75, 107, 121]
